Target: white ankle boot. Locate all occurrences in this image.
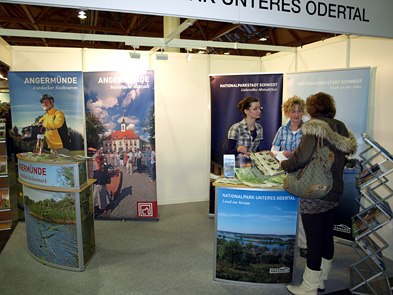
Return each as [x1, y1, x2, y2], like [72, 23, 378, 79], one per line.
[317, 258, 332, 292]
[287, 266, 321, 295]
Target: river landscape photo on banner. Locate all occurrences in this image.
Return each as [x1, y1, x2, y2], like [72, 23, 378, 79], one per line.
[215, 187, 298, 284]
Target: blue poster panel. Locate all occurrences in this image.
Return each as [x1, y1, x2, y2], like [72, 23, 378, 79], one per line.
[83, 71, 157, 220]
[210, 73, 283, 174]
[287, 68, 370, 153]
[215, 187, 298, 284]
[8, 71, 85, 155]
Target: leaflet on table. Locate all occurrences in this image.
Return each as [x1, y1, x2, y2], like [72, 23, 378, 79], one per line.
[247, 151, 284, 176]
[274, 152, 288, 162]
[234, 168, 286, 188]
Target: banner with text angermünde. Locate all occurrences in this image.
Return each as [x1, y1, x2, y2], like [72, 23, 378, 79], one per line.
[83, 70, 157, 220]
[9, 71, 85, 155]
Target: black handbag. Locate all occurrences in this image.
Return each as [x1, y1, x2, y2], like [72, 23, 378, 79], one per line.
[283, 137, 335, 199]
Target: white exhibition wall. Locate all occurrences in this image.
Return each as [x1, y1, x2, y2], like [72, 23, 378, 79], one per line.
[3, 34, 393, 259]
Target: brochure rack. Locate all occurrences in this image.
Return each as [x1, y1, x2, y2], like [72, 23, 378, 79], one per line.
[0, 122, 11, 232]
[349, 133, 393, 295]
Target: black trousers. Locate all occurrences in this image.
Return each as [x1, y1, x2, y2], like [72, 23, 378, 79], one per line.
[301, 208, 336, 271]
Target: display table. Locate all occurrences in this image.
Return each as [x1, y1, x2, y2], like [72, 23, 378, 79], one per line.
[17, 152, 96, 271]
[213, 181, 299, 284]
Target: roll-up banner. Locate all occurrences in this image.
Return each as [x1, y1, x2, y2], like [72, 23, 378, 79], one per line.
[287, 68, 371, 240]
[8, 71, 86, 220]
[209, 73, 283, 215]
[287, 68, 370, 149]
[83, 71, 157, 220]
[210, 73, 283, 173]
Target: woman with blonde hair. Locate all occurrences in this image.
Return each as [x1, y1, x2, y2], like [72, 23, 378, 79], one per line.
[271, 95, 306, 159]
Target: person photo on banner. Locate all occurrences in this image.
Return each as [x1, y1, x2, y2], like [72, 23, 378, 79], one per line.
[271, 95, 308, 258]
[145, 146, 152, 177]
[226, 96, 263, 166]
[127, 149, 133, 174]
[93, 155, 111, 216]
[134, 148, 143, 173]
[34, 94, 71, 155]
[150, 148, 156, 183]
[279, 92, 357, 295]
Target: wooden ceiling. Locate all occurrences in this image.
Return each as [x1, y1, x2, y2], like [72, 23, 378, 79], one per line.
[0, 3, 337, 58]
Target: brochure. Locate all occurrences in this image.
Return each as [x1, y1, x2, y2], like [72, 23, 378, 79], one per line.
[274, 152, 288, 162]
[365, 187, 393, 218]
[352, 203, 391, 238]
[223, 154, 236, 178]
[247, 151, 284, 177]
[357, 235, 385, 270]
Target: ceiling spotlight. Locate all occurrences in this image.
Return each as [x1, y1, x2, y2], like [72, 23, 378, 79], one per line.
[186, 49, 191, 62]
[157, 54, 168, 60]
[129, 47, 141, 59]
[156, 48, 168, 61]
[259, 37, 268, 41]
[224, 51, 230, 55]
[78, 11, 87, 19]
[129, 52, 141, 59]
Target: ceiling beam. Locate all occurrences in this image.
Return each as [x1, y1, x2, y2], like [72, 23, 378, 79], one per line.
[149, 18, 196, 55]
[0, 28, 296, 53]
[21, 4, 48, 46]
[209, 24, 242, 40]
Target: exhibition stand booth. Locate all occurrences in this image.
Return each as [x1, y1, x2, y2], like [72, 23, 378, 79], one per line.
[0, 1, 393, 293]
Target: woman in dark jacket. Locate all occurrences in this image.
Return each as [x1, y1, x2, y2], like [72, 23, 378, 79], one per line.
[281, 92, 357, 295]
